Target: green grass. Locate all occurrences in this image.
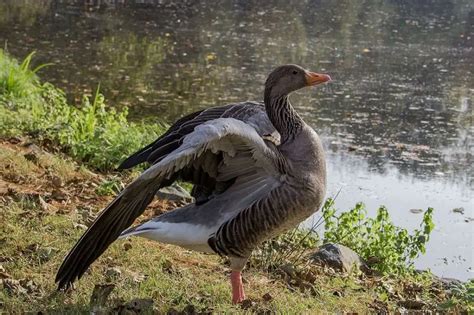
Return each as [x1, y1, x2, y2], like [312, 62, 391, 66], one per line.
[0, 50, 166, 170]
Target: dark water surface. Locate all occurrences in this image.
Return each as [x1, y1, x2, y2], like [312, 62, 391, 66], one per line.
[0, 0, 472, 280]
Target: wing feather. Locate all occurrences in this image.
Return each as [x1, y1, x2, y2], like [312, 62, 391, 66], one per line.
[56, 118, 284, 289]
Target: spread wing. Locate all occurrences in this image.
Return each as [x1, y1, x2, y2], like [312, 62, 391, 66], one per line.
[117, 102, 279, 169]
[55, 116, 286, 289]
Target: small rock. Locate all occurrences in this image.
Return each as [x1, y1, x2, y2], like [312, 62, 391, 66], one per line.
[90, 284, 115, 311]
[22, 144, 42, 160]
[310, 243, 370, 274]
[452, 207, 464, 214]
[105, 267, 122, 281]
[410, 208, 423, 214]
[156, 183, 193, 204]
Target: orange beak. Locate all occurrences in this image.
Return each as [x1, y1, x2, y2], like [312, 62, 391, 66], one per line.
[305, 71, 331, 86]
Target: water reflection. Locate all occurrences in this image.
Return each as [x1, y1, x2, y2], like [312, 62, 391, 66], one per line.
[0, 0, 471, 186]
[0, 0, 472, 278]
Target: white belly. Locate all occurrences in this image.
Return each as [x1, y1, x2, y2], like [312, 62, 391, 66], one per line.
[120, 221, 215, 253]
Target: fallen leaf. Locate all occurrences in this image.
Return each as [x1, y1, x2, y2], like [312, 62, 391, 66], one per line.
[262, 292, 273, 302]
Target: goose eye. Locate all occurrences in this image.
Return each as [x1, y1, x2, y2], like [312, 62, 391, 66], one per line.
[292, 70, 298, 75]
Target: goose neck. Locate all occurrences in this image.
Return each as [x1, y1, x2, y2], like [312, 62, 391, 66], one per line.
[264, 94, 303, 143]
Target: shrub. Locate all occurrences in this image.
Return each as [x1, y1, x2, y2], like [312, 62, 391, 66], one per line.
[322, 198, 435, 274]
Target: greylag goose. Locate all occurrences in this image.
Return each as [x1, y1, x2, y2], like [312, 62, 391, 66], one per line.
[56, 64, 330, 304]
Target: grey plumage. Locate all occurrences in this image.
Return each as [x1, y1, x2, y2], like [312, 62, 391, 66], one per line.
[55, 64, 330, 295]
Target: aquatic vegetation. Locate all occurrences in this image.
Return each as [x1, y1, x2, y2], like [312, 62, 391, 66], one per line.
[0, 50, 166, 170]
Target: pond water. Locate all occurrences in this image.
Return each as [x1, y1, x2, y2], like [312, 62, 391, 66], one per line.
[0, 0, 472, 280]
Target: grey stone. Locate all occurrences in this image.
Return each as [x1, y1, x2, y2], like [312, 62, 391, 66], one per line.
[310, 243, 369, 274]
[156, 183, 193, 203]
[435, 276, 463, 290]
[90, 284, 115, 312]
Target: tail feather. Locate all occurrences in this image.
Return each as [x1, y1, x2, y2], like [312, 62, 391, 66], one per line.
[55, 186, 157, 289]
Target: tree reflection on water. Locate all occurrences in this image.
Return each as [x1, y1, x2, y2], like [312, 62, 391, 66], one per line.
[0, 0, 472, 187]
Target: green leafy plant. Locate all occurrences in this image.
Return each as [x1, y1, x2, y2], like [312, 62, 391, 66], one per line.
[0, 50, 166, 170]
[322, 198, 435, 274]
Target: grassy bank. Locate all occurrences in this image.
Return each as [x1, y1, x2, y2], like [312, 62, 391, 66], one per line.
[1, 51, 472, 313]
[0, 50, 166, 171]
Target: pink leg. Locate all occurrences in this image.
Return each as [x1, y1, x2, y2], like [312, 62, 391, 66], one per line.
[230, 271, 246, 304]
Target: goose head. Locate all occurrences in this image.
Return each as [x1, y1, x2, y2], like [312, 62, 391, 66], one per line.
[264, 64, 331, 99]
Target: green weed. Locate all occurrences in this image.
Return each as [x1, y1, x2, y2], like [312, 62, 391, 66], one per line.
[0, 50, 166, 170]
[322, 198, 435, 274]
